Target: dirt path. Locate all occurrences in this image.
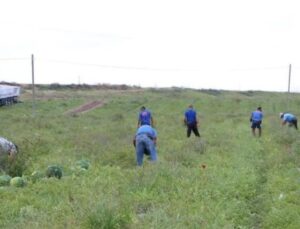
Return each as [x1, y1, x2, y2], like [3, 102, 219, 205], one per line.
[66, 100, 104, 115]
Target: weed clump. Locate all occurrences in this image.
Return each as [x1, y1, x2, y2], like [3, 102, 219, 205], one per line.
[84, 204, 131, 229]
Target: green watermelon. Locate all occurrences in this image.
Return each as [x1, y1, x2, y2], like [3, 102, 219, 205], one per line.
[0, 175, 12, 186]
[10, 177, 26, 187]
[75, 159, 90, 170]
[46, 165, 63, 179]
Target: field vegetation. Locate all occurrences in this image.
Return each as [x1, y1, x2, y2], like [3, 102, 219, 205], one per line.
[0, 86, 299, 228]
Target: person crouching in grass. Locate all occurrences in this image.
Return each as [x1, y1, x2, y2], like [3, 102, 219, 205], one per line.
[133, 125, 157, 166]
[280, 112, 298, 130]
[0, 137, 18, 170]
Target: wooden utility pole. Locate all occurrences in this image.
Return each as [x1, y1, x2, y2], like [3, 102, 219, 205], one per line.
[287, 64, 292, 111]
[288, 64, 291, 93]
[31, 54, 36, 116]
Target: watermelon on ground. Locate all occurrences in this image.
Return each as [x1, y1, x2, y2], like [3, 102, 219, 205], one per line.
[0, 175, 12, 186]
[46, 165, 63, 179]
[75, 159, 90, 170]
[10, 177, 26, 187]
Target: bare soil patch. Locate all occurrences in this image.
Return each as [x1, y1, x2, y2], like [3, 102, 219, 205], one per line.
[66, 100, 104, 115]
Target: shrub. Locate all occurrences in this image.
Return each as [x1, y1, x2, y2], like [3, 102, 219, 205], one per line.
[30, 171, 44, 183]
[84, 205, 131, 229]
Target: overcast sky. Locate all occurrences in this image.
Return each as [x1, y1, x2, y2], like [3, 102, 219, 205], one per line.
[1, 0, 300, 91]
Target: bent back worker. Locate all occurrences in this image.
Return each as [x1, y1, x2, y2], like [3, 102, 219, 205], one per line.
[0, 137, 18, 169]
[133, 125, 157, 166]
[184, 104, 200, 137]
[250, 106, 263, 137]
[280, 112, 298, 130]
[137, 106, 154, 127]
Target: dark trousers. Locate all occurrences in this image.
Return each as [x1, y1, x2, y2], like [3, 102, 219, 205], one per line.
[187, 123, 200, 137]
[291, 119, 298, 130]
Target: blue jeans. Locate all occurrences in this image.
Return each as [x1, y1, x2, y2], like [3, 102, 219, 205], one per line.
[135, 134, 157, 166]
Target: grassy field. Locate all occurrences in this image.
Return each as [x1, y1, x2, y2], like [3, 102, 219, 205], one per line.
[0, 86, 299, 228]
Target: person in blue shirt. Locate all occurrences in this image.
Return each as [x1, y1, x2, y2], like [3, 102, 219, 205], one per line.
[184, 104, 200, 137]
[133, 125, 157, 166]
[137, 106, 154, 128]
[250, 107, 263, 137]
[280, 112, 298, 130]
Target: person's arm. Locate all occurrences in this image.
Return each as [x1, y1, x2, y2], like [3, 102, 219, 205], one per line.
[281, 115, 286, 126]
[183, 112, 187, 125]
[150, 116, 154, 127]
[133, 137, 136, 147]
[137, 113, 141, 128]
[153, 137, 157, 146]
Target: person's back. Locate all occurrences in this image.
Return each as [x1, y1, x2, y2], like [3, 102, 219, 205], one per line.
[0, 137, 17, 157]
[185, 107, 197, 125]
[0, 137, 18, 171]
[283, 113, 295, 122]
[184, 105, 200, 137]
[134, 125, 157, 165]
[251, 110, 263, 121]
[136, 125, 156, 139]
[250, 107, 263, 137]
[138, 106, 153, 127]
[280, 112, 298, 130]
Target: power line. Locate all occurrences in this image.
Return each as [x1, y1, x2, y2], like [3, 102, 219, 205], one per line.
[0, 57, 29, 61]
[229, 66, 287, 72]
[0, 56, 298, 74]
[38, 58, 185, 72]
[42, 59, 293, 73]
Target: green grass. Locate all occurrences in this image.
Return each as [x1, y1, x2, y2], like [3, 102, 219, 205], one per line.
[0, 87, 299, 228]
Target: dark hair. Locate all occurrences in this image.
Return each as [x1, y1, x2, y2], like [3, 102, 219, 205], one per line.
[141, 106, 146, 110]
[257, 107, 262, 111]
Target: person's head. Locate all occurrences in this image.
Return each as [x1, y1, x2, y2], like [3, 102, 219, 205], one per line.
[279, 112, 284, 119]
[257, 107, 262, 111]
[188, 104, 193, 109]
[140, 106, 146, 111]
[8, 144, 18, 159]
